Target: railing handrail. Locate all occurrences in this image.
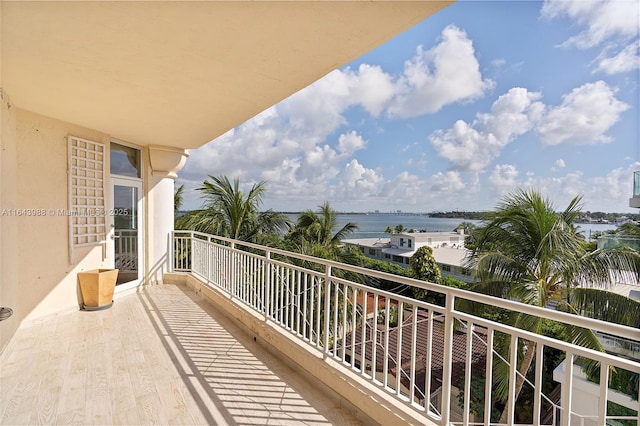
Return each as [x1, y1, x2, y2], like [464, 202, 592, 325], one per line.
[173, 230, 640, 343]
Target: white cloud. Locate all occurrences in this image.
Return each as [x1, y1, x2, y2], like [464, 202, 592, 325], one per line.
[428, 171, 466, 192]
[541, 0, 639, 76]
[594, 41, 640, 75]
[431, 81, 628, 172]
[386, 25, 494, 118]
[337, 131, 366, 156]
[585, 162, 640, 210]
[537, 81, 629, 145]
[541, 0, 639, 49]
[482, 162, 640, 212]
[430, 88, 544, 171]
[333, 160, 385, 200]
[489, 164, 519, 188]
[552, 159, 566, 172]
[348, 64, 396, 117]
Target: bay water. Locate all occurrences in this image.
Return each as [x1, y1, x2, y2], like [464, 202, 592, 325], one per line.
[284, 213, 618, 241]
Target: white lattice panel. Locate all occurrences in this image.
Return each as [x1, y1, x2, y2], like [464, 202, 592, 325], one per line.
[68, 136, 106, 254]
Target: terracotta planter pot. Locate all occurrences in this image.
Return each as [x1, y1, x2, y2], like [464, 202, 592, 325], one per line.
[78, 269, 119, 310]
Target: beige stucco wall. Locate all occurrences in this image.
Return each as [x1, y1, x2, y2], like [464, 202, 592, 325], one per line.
[15, 109, 113, 324]
[1, 91, 20, 350]
[0, 106, 181, 352]
[0, 106, 127, 350]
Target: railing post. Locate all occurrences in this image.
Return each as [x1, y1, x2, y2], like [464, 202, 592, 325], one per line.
[597, 360, 609, 426]
[169, 231, 174, 272]
[264, 250, 271, 318]
[207, 236, 213, 284]
[323, 265, 332, 357]
[440, 291, 455, 425]
[230, 241, 236, 298]
[190, 231, 195, 273]
[561, 352, 574, 426]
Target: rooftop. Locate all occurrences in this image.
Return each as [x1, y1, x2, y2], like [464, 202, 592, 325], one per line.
[0, 284, 368, 425]
[343, 237, 470, 266]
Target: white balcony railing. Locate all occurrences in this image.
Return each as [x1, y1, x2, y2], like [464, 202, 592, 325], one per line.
[171, 231, 640, 426]
[114, 229, 137, 271]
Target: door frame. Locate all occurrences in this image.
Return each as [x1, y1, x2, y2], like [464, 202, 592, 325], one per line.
[110, 175, 144, 293]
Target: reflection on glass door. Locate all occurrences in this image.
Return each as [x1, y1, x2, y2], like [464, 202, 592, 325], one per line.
[113, 184, 139, 285]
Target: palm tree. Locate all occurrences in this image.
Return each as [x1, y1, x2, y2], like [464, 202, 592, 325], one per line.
[180, 175, 290, 242]
[291, 201, 358, 248]
[467, 189, 640, 423]
[174, 184, 184, 216]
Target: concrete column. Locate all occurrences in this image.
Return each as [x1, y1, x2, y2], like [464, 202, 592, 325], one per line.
[145, 145, 189, 284]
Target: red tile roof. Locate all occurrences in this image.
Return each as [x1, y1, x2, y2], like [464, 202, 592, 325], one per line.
[339, 309, 487, 399]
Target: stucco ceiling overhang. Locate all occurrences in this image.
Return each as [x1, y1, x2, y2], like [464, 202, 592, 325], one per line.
[1, 1, 453, 149]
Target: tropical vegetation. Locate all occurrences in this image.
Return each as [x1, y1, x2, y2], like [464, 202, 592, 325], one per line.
[176, 175, 290, 244]
[465, 189, 640, 423]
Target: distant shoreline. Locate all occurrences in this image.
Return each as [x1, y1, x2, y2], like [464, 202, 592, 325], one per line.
[179, 210, 638, 222]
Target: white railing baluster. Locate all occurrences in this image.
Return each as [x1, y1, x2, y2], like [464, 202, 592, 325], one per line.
[323, 267, 332, 355]
[383, 297, 390, 389]
[395, 301, 404, 396]
[463, 321, 473, 426]
[360, 291, 368, 377]
[598, 360, 609, 426]
[295, 269, 301, 336]
[425, 309, 433, 414]
[285, 267, 290, 329]
[278, 264, 284, 325]
[341, 285, 348, 362]
[507, 334, 518, 425]
[371, 293, 379, 385]
[409, 305, 417, 405]
[264, 251, 271, 318]
[350, 287, 357, 369]
[561, 352, 574, 426]
[315, 276, 321, 347]
[333, 280, 339, 358]
[533, 341, 544, 426]
[303, 272, 309, 341]
[440, 293, 455, 425]
[484, 327, 494, 426]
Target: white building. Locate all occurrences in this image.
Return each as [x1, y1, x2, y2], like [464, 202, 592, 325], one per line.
[343, 229, 474, 282]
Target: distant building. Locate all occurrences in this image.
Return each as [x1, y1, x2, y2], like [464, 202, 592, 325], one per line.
[630, 171, 640, 209]
[343, 229, 474, 283]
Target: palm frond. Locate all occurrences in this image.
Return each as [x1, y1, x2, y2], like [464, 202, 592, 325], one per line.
[569, 287, 640, 328]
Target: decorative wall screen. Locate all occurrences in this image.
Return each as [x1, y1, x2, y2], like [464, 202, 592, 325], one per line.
[68, 136, 107, 261]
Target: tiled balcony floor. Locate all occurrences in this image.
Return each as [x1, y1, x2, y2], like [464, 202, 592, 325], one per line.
[0, 283, 367, 425]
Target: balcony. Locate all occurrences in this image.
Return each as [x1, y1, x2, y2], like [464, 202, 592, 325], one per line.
[630, 171, 640, 208]
[2, 231, 639, 425]
[0, 282, 368, 425]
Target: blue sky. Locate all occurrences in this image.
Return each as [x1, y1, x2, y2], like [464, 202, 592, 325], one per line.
[178, 0, 640, 213]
